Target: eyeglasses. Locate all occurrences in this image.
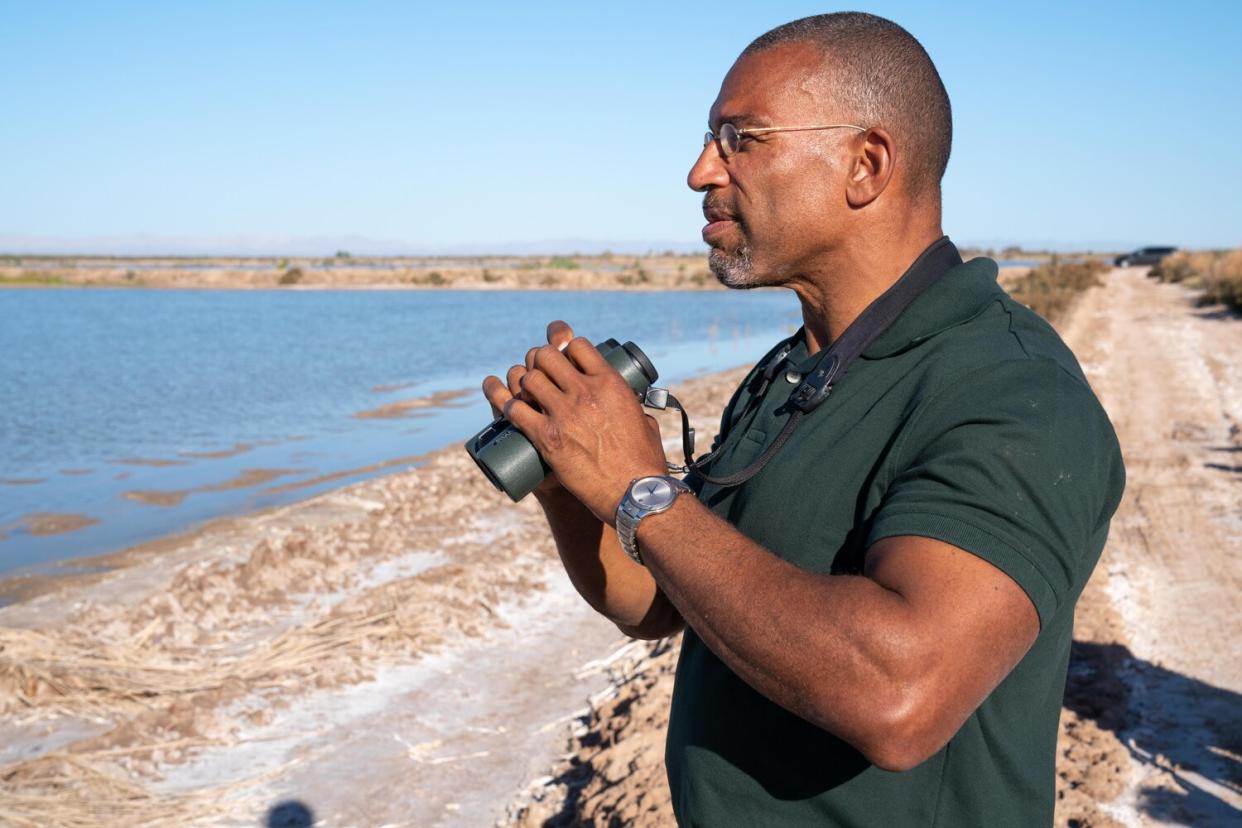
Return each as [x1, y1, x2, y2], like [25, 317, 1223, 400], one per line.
[704, 122, 867, 157]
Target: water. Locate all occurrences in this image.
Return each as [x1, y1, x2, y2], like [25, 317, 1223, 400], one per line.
[0, 288, 800, 575]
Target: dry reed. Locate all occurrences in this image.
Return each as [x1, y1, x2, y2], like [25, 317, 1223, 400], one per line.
[0, 742, 305, 827]
[1151, 249, 1242, 312]
[0, 607, 410, 826]
[0, 609, 402, 720]
[1008, 257, 1111, 323]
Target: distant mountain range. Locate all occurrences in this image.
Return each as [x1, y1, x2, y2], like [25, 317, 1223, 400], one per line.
[0, 233, 1162, 257]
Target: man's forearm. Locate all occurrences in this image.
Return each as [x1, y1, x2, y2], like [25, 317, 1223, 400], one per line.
[535, 486, 681, 637]
[636, 495, 920, 763]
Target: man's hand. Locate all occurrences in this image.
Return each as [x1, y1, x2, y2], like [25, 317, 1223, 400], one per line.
[483, 320, 668, 522]
[481, 321, 577, 496]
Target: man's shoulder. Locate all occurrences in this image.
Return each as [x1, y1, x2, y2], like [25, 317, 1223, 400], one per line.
[913, 287, 1093, 398]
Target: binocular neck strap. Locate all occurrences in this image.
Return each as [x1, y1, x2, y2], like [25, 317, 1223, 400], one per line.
[679, 236, 962, 489]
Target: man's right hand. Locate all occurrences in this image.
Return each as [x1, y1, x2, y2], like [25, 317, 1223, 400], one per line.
[481, 320, 576, 496]
[483, 319, 684, 640]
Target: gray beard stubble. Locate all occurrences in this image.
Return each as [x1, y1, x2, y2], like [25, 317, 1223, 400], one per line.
[708, 244, 758, 289]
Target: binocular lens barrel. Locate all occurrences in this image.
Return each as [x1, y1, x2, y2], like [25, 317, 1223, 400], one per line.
[465, 339, 658, 502]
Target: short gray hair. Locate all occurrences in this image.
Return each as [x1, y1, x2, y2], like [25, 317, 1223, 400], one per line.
[743, 12, 952, 199]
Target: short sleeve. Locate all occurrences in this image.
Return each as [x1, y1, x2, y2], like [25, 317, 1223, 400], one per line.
[866, 359, 1125, 626]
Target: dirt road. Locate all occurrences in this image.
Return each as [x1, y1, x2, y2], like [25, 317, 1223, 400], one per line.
[1056, 267, 1241, 826]
[507, 268, 1242, 827]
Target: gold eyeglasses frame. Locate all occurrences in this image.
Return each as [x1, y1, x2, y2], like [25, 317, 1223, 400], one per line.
[704, 122, 867, 157]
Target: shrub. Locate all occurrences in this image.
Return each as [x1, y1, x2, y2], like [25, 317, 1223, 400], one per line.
[1149, 251, 1196, 283]
[548, 257, 580, 270]
[1151, 249, 1242, 312]
[278, 267, 304, 285]
[409, 270, 450, 286]
[1197, 250, 1242, 312]
[1008, 256, 1109, 323]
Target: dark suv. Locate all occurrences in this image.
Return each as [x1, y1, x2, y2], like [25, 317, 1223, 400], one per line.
[1114, 246, 1177, 266]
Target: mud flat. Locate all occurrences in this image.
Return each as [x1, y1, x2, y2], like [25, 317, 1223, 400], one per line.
[0, 512, 101, 538]
[505, 269, 1242, 828]
[0, 363, 746, 826]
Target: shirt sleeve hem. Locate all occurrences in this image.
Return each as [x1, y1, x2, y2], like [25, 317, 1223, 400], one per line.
[867, 511, 1060, 628]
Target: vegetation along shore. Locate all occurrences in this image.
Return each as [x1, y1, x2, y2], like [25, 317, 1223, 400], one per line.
[2, 248, 1084, 291]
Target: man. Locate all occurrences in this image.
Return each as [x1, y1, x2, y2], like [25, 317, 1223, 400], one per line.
[482, 12, 1124, 826]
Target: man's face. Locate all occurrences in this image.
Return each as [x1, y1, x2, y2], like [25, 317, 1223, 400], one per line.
[689, 43, 855, 288]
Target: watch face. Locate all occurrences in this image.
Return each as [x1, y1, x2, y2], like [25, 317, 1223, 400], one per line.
[632, 477, 675, 508]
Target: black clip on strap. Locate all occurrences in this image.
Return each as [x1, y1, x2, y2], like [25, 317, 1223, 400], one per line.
[789, 352, 842, 413]
[642, 386, 696, 473]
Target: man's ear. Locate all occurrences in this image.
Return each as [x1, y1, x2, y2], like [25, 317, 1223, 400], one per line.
[845, 127, 895, 208]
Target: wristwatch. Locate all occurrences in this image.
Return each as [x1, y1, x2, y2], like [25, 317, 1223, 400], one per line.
[616, 475, 692, 565]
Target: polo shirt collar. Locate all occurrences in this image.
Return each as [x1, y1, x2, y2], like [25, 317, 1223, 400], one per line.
[786, 240, 1003, 372]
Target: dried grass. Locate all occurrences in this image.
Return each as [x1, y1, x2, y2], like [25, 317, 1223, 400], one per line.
[0, 743, 302, 827]
[0, 610, 402, 719]
[1008, 257, 1111, 323]
[0, 609, 407, 826]
[1149, 249, 1242, 312]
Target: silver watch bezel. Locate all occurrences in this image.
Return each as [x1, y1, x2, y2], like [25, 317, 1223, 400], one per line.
[616, 475, 690, 565]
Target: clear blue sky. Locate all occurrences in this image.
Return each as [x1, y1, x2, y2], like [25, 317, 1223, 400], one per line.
[2, 0, 1239, 254]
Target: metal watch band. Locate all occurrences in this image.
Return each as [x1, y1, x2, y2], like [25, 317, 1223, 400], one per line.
[616, 476, 690, 566]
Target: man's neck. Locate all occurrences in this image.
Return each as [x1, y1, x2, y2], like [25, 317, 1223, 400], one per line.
[792, 229, 945, 355]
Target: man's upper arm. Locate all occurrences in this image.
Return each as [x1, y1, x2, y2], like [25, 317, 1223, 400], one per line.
[862, 534, 1038, 758]
[851, 358, 1123, 761]
[866, 358, 1124, 627]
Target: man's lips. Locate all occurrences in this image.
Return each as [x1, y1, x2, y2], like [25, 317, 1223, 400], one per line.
[702, 207, 738, 241]
[702, 218, 735, 241]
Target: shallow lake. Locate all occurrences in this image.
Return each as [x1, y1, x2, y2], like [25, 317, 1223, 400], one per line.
[0, 287, 801, 575]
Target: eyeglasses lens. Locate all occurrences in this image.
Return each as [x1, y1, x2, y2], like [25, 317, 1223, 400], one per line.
[704, 124, 741, 157]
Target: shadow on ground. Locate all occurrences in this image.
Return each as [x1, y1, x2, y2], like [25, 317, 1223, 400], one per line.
[266, 800, 315, 827]
[1194, 307, 1242, 322]
[1064, 640, 1242, 824]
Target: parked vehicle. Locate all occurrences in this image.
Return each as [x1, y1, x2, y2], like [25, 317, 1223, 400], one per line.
[1115, 246, 1177, 267]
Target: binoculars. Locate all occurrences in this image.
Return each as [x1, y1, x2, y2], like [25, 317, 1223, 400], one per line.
[465, 339, 658, 501]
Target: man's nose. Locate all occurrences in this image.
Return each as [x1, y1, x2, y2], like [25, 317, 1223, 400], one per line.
[687, 140, 730, 192]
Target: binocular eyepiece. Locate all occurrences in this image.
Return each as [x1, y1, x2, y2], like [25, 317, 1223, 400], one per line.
[465, 339, 658, 502]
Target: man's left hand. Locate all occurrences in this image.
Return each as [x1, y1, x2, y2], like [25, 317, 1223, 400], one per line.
[500, 332, 668, 523]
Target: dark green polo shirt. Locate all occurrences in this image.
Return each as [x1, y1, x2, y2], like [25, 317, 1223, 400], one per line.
[666, 254, 1125, 827]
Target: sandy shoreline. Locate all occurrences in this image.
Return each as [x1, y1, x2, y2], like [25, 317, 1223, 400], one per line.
[0, 361, 748, 826]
